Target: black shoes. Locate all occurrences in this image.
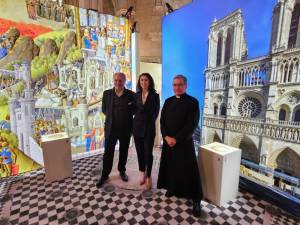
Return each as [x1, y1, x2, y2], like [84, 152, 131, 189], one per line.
[192, 201, 202, 218]
[165, 190, 173, 198]
[97, 173, 128, 188]
[120, 173, 129, 182]
[96, 176, 108, 188]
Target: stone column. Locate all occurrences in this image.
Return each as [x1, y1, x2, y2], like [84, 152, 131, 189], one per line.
[232, 24, 238, 60]
[276, 1, 284, 49]
[221, 31, 227, 65]
[205, 75, 209, 89]
[9, 94, 18, 135]
[238, 23, 244, 60]
[270, 60, 276, 82]
[296, 18, 300, 47]
[280, 3, 293, 49]
[208, 32, 217, 68]
[229, 68, 235, 87]
[203, 69, 211, 115]
[208, 34, 212, 67]
[297, 63, 300, 82]
[292, 63, 297, 82]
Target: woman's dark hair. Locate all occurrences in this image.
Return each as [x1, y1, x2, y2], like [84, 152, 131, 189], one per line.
[136, 73, 156, 92]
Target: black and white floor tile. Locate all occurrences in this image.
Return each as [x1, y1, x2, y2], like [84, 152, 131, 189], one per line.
[0, 153, 299, 225]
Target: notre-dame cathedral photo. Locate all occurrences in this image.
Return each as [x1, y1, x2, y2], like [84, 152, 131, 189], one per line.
[202, 0, 300, 179]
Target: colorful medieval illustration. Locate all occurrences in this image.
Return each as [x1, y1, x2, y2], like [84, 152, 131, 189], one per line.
[0, 0, 132, 178]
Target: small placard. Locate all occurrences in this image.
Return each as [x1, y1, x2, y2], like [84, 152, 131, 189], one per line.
[41, 132, 69, 142]
[201, 142, 241, 155]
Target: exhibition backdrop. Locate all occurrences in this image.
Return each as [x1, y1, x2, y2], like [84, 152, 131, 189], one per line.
[162, 0, 300, 204]
[162, 0, 275, 106]
[0, 0, 133, 177]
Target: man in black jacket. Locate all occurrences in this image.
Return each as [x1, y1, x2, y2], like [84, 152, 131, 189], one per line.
[96, 72, 134, 188]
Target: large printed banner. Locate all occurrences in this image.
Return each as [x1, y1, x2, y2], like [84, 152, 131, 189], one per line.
[0, 0, 132, 178]
[162, 0, 300, 199]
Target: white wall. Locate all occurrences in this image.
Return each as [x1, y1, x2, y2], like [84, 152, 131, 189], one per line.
[139, 62, 162, 95]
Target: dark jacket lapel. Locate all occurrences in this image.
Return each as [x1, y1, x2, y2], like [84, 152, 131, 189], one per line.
[138, 91, 152, 108]
[109, 88, 114, 114]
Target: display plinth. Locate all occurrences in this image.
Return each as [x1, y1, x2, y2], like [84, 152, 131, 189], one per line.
[41, 132, 73, 182]
[198, 142, 242, 207]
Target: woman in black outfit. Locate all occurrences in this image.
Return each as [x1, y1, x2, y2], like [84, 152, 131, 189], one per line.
[133, 73, 160, 190]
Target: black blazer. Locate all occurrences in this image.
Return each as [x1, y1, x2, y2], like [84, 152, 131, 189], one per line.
[133, 91, 160, 137]
[102, 88, 135, 138]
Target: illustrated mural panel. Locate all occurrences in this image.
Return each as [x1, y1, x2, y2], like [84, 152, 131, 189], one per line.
[0, 0, 133, 178]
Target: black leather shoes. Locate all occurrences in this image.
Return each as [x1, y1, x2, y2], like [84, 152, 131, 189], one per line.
[96, 176, 108, 188]
[120, 173, 129, 182]
[192, 201, 202, 218]
[165, 191, 173, 198]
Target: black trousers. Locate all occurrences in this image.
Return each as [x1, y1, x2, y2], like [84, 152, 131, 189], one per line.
[101, 131, 131, 179]
[134, 134, 155, 177]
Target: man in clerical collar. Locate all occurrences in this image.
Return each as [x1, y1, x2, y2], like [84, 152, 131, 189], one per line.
[97, 72, 135, 188]
[157, 75, 203, 217]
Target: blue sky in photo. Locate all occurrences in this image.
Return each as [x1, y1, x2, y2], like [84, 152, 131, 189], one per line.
[162, 0, 276, 108]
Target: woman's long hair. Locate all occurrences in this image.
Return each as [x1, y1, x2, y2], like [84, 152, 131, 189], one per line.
[136, 73, 156, 93]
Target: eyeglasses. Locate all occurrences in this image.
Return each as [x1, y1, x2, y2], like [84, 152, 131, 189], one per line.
[173, 83, 185, 87]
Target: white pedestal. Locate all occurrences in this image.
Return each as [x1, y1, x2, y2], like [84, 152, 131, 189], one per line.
[41, 132, 73, 182]
[198, 142, 241, 207]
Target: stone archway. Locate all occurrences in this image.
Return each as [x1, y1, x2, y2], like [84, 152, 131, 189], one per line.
[212, 132, 222, 143]
[293, 105, 300, 122]
[288, 2, 300, 48]
[208, 131, 222, 144]
[273, 90, 300, 112]
[231, 135, 260, 163]
[216, 32, 223, 66]
[268, 147, 300, 178]
[278, 104, 291, 121]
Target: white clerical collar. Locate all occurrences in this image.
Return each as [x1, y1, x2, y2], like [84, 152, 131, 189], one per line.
[175, 93, 186, 98]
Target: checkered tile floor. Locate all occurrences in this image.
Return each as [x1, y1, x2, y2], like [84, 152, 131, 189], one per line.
[0, 153, 299, 225]
[0, 178, 10, 214]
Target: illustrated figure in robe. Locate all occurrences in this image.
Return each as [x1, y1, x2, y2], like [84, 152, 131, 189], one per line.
[0, 144, 13, 177]
[85, 128, 96, 151]
[96, 29, 106, 60]
[60, 5, 66, 23]
[50, 1, 57, 20]
[25, 0, 31, 18]
[44, 0, 51, 19]
[0, 42, 8, 60]
[40, 0, 46, 17]
[36, 0, 41, 16]
[82, 29, 92, 49]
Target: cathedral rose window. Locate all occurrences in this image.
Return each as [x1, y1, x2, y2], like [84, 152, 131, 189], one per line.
[238, 96, 262, 118]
